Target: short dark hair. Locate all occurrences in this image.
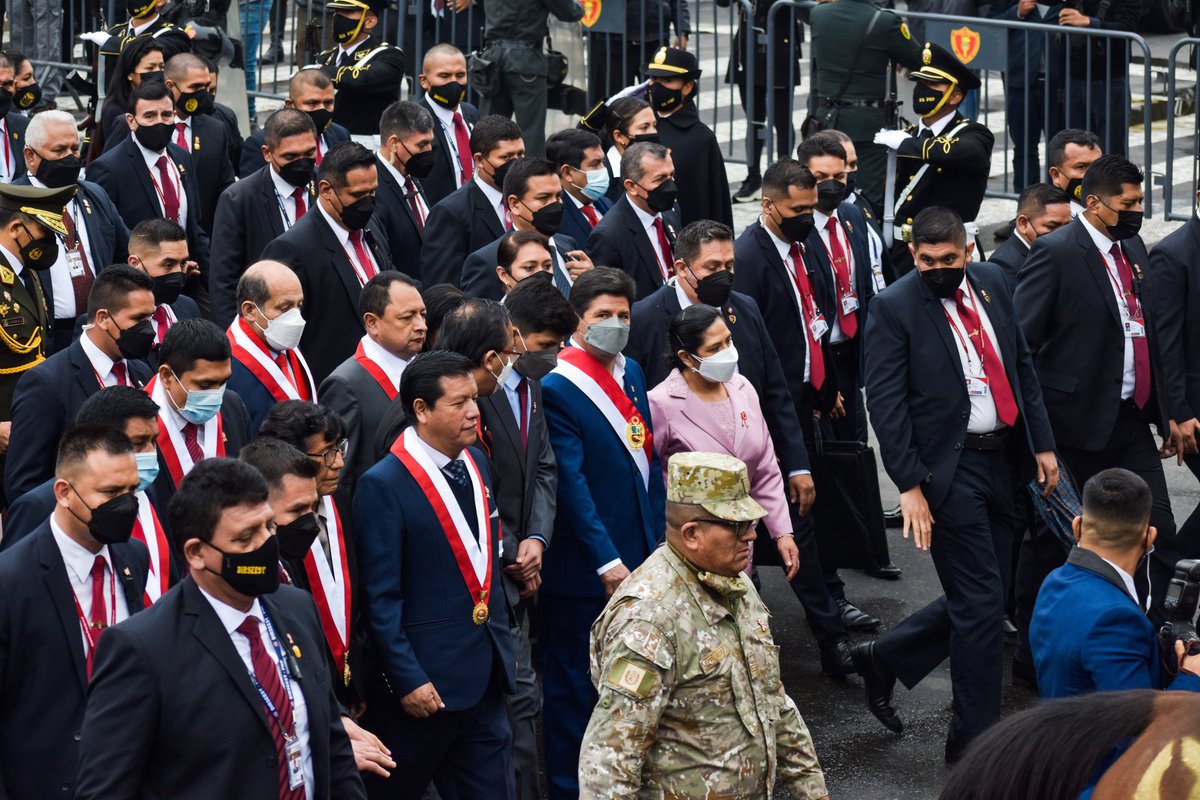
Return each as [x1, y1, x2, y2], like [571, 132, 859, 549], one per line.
[318, 141, 377, 191]
[379, 100, 434, 142]
[87, 263, 154, 321]
[1080, 154, 1143, 202]
[55, 424, 134, 479]
[605, 96, 651, 142]
[796, 131, 847, 165]
[1081, 468, 1153, 547]
[435, 299, 511, 365]
[422, 284, 467, 348]
[400, 350, 475, 418]
[239, 437, 320, 492]
[546, 128, 603, 171]
[502, 157, 558, 200]
[264, 107, 317, 150]
[1047, 128, 1102, 169]
[911, 206, 967, 249]
[469, 114, 523, 158]
[359, 270, 419, 320]
[569, 266, 635, 316]
[258, 400, 346, 450]
[129, 78, 171, 113]
[158, 318, 231, 376]
[496, 230, 550, 274]
[506, 275, 577, 340]
[622, 142, 670, 186]
[168, 458, 269, 546]
[129, 218, 187, 254]
[675, 220, 733, 268]
[762, 159, 817, 197]
[667, 303, 722, 372]
[1017, 183, 1071, 219]
[75, 385, 161, 429]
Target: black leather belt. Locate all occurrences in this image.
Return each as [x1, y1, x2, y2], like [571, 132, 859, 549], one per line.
[963, 428, 1010, 451]
[486, 39, 536, 49]
[819, 98, 882, 109]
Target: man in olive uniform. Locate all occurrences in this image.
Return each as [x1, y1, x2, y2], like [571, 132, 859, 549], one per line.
[0, 182, 74, 507]
[316, 0, 407, 142]
[579, 452, 829, 800]
[807, 0, 922, 216]
[873, 43, 994, 277]
[476, 0, 584, 157]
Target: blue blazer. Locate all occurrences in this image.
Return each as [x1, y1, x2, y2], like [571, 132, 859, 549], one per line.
[540, 353, 666, 598]
[353, 444, 516, 711]
[1031, 547, 1200, 698]
[558, 195, 612, 248]
[228, 357, 283, 436]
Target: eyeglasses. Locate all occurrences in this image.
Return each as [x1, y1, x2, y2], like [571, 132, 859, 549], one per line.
[307, 438, 348, 467]
[694, 517, 756, 538]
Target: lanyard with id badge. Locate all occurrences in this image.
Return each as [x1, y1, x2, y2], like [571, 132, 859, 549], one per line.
[945, 304, 989, 396]
[251, 610, 306, 791]
[1104, 255, 1146, 339]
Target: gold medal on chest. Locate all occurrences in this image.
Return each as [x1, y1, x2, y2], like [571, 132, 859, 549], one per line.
[626, 415, 646, 451]
[473, 591, 490, 625]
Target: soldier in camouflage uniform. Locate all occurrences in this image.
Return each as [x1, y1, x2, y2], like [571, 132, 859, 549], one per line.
[579, 451, 828, 800]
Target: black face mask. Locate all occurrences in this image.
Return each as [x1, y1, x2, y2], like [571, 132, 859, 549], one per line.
[34, 152, 82, 189]
[337, 193, 375, 230]
[630, 132, 660, 146]
[647, 82, 685, 114]
[275, 512, 321, 562]
[332, 13, 365, 44]
[515, 348, 558, 381]
[14, 83, 41, 111]
[0, 89, 14, 119]
[526, 201, 563, 237]
[176, 88, 214, 116]
[306, 107, 333, 134]
[774, 206, 815, 244]
[71, 487, 139, 545]
[108, 316, 156, 360]
[207, 535, 282, 597]
[489, 158, 518, 191]
[400, 145, 435, 180]
[1065, 178, 1084, 204]
[1102, 205, 1143, 241]
[844, 172, 857, 197]
[641, 178, 678, 213]
[138, 70, 165, 86]
[151, 271, 186, 306]
[426, 80, 466, 110]
[17, 223, 58, 271]
[127, 0, 157, 17]
[920, 266, 965, 299]
[816, 179, 847, 214]
[691, 268, 734, 307]
[912, 84, 949, 117]
[134, 121, 174, 152]
[276, 156, 315, 189]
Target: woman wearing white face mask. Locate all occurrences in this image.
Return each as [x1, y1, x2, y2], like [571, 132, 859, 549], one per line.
[648, 304, 800, 580]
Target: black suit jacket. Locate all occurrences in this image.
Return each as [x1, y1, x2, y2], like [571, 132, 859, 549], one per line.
[628, 285, 811, 473]
[1151, 214, 1200, 425]
[238, 123, 351, 178]
[558, 194, 612, 246]
[74, 578, 365, 800]
[804, 201, 878, 348]
[988, 234, 1030, 286]
[1016, 218, 1169, 450]
[4, 340, 152, 499]
[1, 113, 27, 182]
[260, 207, 393, 384]
[460, 232, 580, 301]
[0, 523, 148, 800]
[318, 353, 396, 497]
[420, 96, 479, 206]
[420, 180, 506, 288]
[585, 195, 682, 301]
[864, 262, 1056, 510]
[373, 155, 426, 280]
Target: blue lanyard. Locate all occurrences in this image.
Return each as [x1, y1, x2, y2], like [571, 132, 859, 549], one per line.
[246, 608, 297, 739]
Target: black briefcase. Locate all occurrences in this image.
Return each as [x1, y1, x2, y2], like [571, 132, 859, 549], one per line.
[810, 433, 892, 571]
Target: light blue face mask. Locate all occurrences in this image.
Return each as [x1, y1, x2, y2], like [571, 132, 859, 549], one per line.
[135, 451, 159, 492]
[171, 369, 226, 424]
[578, 167, 610, 202]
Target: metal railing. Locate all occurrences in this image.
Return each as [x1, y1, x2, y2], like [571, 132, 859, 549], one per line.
[1164, 37, 1199, 221]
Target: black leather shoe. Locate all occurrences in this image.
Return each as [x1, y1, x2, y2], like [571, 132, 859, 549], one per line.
[865, 563, 903, 580]
[1011, 655, 1038, 690]
[260, 42, 285, 65]
[820, 640, 856, 678]
[849, 641, 903, 734]
[883, 504, 902, 528]
[838, 599, 881, 631]
[945, 734, 967, 764]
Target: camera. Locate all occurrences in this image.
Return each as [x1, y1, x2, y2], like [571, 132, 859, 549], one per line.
[1158, 559, 1200, 672]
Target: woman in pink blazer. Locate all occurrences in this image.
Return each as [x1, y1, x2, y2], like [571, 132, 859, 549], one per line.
[648, 304, 800, 578]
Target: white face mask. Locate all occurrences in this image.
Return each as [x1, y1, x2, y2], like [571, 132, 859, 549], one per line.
[490, 351, 515, 394]
[255, 304, 306, 351]
[691, 344, 738, 383]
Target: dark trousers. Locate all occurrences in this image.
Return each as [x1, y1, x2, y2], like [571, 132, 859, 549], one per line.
[795, 392, 850, 601]
[586, 34, 662, 105]
[739, 81, 794, 178]
[784, 507, 849, 648]
[1062, 77, 1128, 158]
[537, 593, 605, 800]
[504, 591, 542, 800]
[827, 338, 867, 444]
[1006, 78, 1045, 192]
[875, 447, 1016, 749]
[1178, 453, 1200, 556]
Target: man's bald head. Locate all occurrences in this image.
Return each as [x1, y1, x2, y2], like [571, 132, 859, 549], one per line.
[290, 67, 333, 96]
[236, 260, 304, 329]
[165, 52, 207, 83]
[422, 44, 465, 74]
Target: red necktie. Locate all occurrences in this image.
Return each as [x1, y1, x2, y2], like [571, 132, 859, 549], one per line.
[154, 156, 181, 223]
[174, 122, 187, 149]
[652, 217, 674, 279]
[315, 137, 324, 166]
[516, 376, 529, 449]
[789, 243, 825, 390]
[152, 305, 170, 346]
[501, 202, 512, 231]
[182, 422, 203, 463]
[63, 206, 94, 315]
[405, 177, 425, 232]
[581, 204, 600, 228]
[87, 556, 108, 679]
[292, 187, 307, 220]
[1110, 243, 1151, 409]
[236, 617, 306, 800]
[452, 111, 473, 180]
[274, 351, 310, 400]
[825, 216, 857, 339]
[111, 361, 128, 387]
[348, 230, 377, 283]
[953, 288, 1019, 426]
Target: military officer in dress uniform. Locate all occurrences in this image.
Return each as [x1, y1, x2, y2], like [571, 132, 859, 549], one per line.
[874, 43, 994, 277]
[316, 0, 407, 143]
[579, 452, 829, 800]
[94, 0, 192, 87]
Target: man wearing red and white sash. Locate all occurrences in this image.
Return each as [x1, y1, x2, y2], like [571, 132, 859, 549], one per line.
[538, 267, 667, 799]
[227, 260, 318, 434]
[354, 351, 516, 800]
[320, 271, 426, 496]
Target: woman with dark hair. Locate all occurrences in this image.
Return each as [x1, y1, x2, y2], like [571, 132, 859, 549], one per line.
[648, 304, 799, 579]
[94, 37, 165, 158]
[496, 230, 553, 294]
[602, 96, 658, 203]
[420, 283, 467, 350]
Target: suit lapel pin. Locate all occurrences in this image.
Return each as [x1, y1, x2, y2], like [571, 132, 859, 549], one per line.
[740, 410, 749, 427]
[123, 566, 131, 577]
[193, 135, 200, 151]
[81, 198, 93, 215]
[287, 632, 302, 660]
[531, 401, 538, 414]
[845, 220, 855, 235]
[1134, 264, 1145, 282]
[726, 306, 737, 324]
[980, 287, 991, 304]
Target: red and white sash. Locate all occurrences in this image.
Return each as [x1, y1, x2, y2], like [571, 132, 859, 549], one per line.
[226, 317, 317, 402]
[302, 495, 353, 682]
[146, 374, 226, 487]
[553, 346, 652, 488]
[132, 491, 169, 605]
[390, 428, 494, 616]
[353, 339, 398, 400]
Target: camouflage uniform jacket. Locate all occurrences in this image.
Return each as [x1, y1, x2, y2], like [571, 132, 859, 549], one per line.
[579, 543, 827, 800]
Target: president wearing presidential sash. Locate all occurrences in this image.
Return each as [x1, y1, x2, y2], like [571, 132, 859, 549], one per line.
[538, 268, 667, 800]
[353, 351, 516, 800]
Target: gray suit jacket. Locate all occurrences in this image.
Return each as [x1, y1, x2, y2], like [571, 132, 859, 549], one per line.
[319, 350, 396, 498]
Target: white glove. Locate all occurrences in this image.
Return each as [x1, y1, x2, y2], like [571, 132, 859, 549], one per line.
[609, 80, 650, 103]
[873, 129, 911, 150]
[78, 31, 111, 45]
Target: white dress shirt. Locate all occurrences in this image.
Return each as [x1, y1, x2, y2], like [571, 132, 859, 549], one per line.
[0, 118, 13, 182]
[813, 207, 856, 344]
[917, 111, 957, 139]
[1081, 215, 1137, 400]
[1014, 230, 1032, 251]
[197, 586, 313, 800]
[360, 333, 410, 391]
[763, 222, 813, 385]
[546, 237, 574, 288]
[378, 152, 429, 224]
[173, 115, 192, 151]
[1070, 200, 1085, 218]
[940, 276, 1004, 433]
[318, 201, 378, 285]
[133, 136, 188, 229]
[80, 331, 130, 387]
[50, 514, 131, 655]
[31, 175, 96, 319]
[425, 96, 467, 189]
[1100, 556, 1141, 605]
[629, 199, 671, 280]
[269, 165, 306, 229]
[473, 174, 507, 229]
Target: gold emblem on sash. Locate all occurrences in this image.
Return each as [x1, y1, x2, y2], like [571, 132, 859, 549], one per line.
[473, 602, 490, 625]
[626, 415, 646, 451]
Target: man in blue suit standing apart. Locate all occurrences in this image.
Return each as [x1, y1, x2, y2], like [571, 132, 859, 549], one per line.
[539, 267, 667, 799]
[353, 350, 516, 800]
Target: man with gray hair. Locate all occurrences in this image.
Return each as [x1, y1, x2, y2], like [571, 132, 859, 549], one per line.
[585, 142, 683, 301]
[374, 100, 435, 277]
[18, 109, 129, 353]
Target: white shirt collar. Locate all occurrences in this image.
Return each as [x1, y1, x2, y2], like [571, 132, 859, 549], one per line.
[338, 39, 364, 60]
[1099, 556, 1140, 604]
[606, 146, 621, 179]
[317, 200, 352, 247]
[761, 218, 796, 263]
[565, 188, 588, 210]
[0, 242, 24, 276]
[629, 197, 659, 230]
[50, 513, 112, 586]
[424, 94, 458, 125]
[1070, 199, 1085, 218]
[80, 330, 121, 381]
[134, 133, 168, 166]
[377, 151, 410, 188]
[197, 582, 266, 636]
[129, 14, 159, 35]
[360, 333, 410, 386]
[1082, 213, 1117, 252]
[568, 335, 627, 384]
[1014, 230, 1032, 251]
[919, 112, 956, 138]
[473, 174, 503, 211]
[268, 164, 302, 199]
[411, 427, 465, 471]
[672, 277, 695, 310]
[813, 207, 838, 231]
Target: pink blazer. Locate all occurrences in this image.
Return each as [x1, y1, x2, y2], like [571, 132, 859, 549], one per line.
[648, 369, 791, 540]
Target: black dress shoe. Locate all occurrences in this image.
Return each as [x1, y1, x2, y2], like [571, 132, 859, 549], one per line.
[945, 735, 967, 764]
[820, 640, 857, 678]
[849, 641, 903, 734]
[837, 599, 881, 631]
[1011, 655, 1038, 690]
[883, 504, 902, 528]
[865, 563, 903, 580]
[260, 42, 285, 65]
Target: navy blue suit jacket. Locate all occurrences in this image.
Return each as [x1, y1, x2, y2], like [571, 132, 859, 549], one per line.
[558, 195, 612, 247]
[353, 444, 516, 711]
[585, 195, 682, 301]
[460, 232, 579, 301]
[420, 180, 506, 288]
[540, 353, 666, 598]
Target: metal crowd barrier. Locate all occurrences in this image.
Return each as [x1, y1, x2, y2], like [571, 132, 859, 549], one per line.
[1164, 37, 1200, 221]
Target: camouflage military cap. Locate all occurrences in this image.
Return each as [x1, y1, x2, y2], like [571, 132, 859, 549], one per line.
[667, 452, 767, 522]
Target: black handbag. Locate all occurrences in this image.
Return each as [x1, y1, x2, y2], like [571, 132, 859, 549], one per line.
[810, 428, 892, 571]
[467, 50, 501, 98]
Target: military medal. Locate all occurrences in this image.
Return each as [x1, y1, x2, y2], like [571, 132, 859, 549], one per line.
[473, 593, 490, 625]
[625, 415, 647, 451]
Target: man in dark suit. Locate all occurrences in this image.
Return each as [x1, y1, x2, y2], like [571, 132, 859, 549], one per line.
[212, 109, 319, 329]
[420, 115, 524, 287]
[5, 265, 156, 500]
[417, 44, 479, 206]
[354, 351, 516, 799]
[320, 272, 426, 496]
[374, 101, 434, 280]
[74, 458, 367, 800]
[585, 142, 683, 301]
[239, 68, 351, 178]
[989, 183, 1073, 284]
[125, 219, 201, 368]
[852, 206, 1058, 762]
[1047, 128, 1102, 218]
[462, 158, 594, 300]
[262, 141, 393, 385]
[0, 424, 149, 800]
[546, 128, 613, 247]
[0, 55, 29, 184]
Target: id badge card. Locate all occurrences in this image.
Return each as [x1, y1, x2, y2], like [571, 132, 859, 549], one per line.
[841, 293, 860, 314]
[966, 375, 990, 396]
[809, 314, 829, 340]
[285, 737, 305, 789]
[1124, 318, 1146, 338]
[66, 248, 85, 277]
